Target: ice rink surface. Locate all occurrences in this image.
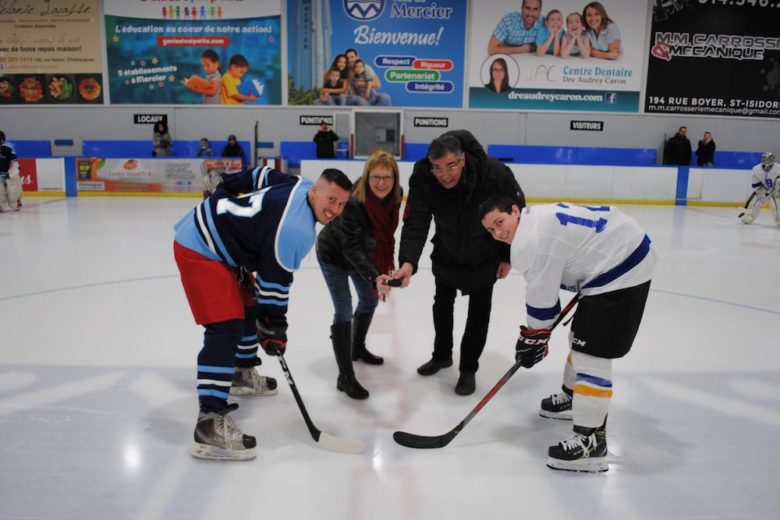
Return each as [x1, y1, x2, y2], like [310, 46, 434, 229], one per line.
[1, 197, 779, 520]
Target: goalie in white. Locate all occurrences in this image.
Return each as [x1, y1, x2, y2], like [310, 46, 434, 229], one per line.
[0, 131, 22, 212]
[738, 152, 780, 226]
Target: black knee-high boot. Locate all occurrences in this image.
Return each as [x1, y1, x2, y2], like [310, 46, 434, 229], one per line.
[331, 321, 369, 399]
[351, 311, 383, 365]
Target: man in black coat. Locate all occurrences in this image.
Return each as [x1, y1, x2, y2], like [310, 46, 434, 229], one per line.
[393, 130, 525, 395]
[663, 126, 692, 166]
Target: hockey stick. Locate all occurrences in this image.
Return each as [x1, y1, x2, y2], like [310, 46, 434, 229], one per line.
[277, 353, 365, 454]
[393, 292, 581, 449]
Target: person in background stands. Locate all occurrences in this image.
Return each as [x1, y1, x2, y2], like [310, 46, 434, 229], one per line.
[221, 135, 246, 166]
[197, 138, 214, 157]
[313, 123, 339, 159]
[152, 121, 172, 157]
[663, 126, 691, 166]
[316, 150, 402, 399]
[695, 131, 716, 167]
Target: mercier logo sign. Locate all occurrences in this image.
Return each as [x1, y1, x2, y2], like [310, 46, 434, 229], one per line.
[344, 0, 385, 21]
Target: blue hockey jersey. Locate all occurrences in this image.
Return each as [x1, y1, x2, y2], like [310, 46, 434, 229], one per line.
[174, 166, 316, 317]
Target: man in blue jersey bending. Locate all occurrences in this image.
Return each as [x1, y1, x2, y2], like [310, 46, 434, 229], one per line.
[173, 166, 352, 461]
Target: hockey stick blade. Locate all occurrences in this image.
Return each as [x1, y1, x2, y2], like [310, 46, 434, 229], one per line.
[317, 432, 365, 454]
[278, 354, 365, 454]
[393, 293, 581, 450]
[392, 429, 457, 449]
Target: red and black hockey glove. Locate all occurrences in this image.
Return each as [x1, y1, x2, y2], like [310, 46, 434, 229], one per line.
[515, 326, 551, 369]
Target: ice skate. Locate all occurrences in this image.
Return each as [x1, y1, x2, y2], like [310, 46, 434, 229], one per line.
[539, 388, 573, 420]
[546, 430, 608, 473]
[230, 365, 278, 396]
[191, 403, 257, 461]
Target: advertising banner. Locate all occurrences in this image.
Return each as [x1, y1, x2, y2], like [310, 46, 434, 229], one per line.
[287, 0, 467, 108]
[0, 0, 104, 105]
[75, 157, 241, 194]
[645, 1, 780, 119]
[468, 0, 648, 112]
[104, 1, 281, 105]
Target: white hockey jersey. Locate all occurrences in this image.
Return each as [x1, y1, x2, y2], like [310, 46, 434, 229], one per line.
[510, 203, 658, 329]
[750, 162, 780, 193]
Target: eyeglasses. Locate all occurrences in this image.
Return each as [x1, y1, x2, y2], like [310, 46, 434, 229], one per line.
[431, 157, 462, 176]
[369, 175, 393, 183]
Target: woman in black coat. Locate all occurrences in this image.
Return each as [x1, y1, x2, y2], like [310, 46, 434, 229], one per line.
[316, 150, 402, 399]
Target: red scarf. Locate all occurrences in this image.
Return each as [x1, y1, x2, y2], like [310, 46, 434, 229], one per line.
[363, 188, 400, 276]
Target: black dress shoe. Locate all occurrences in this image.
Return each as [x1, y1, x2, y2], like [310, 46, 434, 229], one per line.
[416, 357, 453, 376]
[455, 372, 476, 395]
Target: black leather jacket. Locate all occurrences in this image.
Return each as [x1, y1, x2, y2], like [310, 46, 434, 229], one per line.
[317, 196, 382, 285]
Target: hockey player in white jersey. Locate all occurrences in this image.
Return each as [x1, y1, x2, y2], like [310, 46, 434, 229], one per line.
[738, 152, 780, 226]
[479, 196, 657, 473]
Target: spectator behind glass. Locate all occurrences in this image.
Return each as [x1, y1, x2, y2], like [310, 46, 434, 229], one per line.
[313, 123, 339, 159]
[695, 131, 716, 167]
[152, 121, 172, 157]
[221, 135, 246, 165]
[197, 138, 214, 157]
[485, 57, 510, 93]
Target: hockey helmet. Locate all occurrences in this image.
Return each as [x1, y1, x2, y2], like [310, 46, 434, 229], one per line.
[761, 152, 775, 172]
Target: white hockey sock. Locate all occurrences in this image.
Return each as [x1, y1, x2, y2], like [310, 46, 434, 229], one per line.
[571, 351, 613, 430]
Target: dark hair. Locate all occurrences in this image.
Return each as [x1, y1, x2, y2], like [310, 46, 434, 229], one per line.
[523, 0, 543, 10]
[478, 194, 517, 221]
[353, 59, 365, 67]
[427, 134, 463, 161]
[154, 121, 169, 134]
[344, 48, 358, 57]
[320, 168, 353, 191]
[228, 54, 249, 68]
[488, 58, 510, 92]
[201, 49, 220, 63]
[0, 130, 5, 143]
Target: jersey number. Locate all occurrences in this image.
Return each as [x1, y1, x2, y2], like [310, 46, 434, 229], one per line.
[215, 190, 266, 218]
[554, 203, 608, 233]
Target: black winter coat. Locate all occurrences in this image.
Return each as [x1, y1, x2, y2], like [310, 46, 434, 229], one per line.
[316, 196, 382, 285]
[399, 130, 525, 293]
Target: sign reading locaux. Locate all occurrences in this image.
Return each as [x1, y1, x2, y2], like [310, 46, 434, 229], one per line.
[134, 114, 168, 125]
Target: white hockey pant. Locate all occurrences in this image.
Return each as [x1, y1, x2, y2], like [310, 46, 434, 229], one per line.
[1, 176, 22, 208]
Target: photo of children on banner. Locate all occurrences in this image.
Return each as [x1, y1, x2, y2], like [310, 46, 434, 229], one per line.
[221, 54, 260, 105]
[487, 0, 620, 60]
[182, 49, 222, 104]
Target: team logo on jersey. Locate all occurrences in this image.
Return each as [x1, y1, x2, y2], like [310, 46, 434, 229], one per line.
[343, 0, 385, 21]
[572, 337, 587, 347]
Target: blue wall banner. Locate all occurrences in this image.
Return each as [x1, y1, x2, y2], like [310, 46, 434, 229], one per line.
[104, 1, 281, 105]
[468, 0, 648, 112]
[645, 1, 780, 119]
[287, 0, 467, 108]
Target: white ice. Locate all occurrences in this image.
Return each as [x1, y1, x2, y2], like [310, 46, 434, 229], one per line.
[1, 197, 779, 520]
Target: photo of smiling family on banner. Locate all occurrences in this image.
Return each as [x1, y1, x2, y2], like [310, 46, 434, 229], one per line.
[468, 0, 648, 112]
[287, 0, 467, 108]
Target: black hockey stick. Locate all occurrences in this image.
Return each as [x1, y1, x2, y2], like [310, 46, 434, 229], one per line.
[277, 354, 365, 454]
[393, 292, 581, 449]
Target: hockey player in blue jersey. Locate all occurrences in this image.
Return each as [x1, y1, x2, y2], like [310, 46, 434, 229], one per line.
[174, 166, 353, 460]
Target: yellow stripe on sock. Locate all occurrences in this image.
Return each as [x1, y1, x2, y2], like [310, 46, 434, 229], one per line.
[574, 384, 613, 398]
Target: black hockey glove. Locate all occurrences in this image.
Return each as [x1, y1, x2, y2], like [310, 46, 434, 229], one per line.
[256, 315, 288, 356]
[515, 326, 551, 369]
